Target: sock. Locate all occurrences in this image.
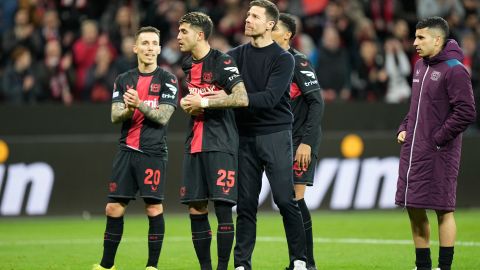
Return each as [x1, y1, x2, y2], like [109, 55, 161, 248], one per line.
[100, 216, 124, 268]
[190, 213, 212, 270]
[415, 247, 432, 269]
[298, 199, 315, 267]
[438, 246, 454, 270]
[214, 201, 234, 270]
[146, 213, 165, 268]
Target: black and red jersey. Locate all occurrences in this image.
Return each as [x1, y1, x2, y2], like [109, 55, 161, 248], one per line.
[112, 67, 179, 157]
[182, 48, 243, 154]
[289, 48, 324, 153]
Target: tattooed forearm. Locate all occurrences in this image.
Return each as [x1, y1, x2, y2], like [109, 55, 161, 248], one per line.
[208, 82, 249, 108]
[138, 103, 176, 125]
[111, 102, 134, 123]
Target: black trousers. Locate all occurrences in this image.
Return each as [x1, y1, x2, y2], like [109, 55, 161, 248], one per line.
[234, 130, 307, 269]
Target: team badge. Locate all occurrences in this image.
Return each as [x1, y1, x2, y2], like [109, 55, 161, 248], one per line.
[150, 83, 160, 92]
[293, 162, 307, 178]
[300, 61, 308, 67]
[224, 59, 232, 65]
[430, 71, 441, 81]
[203, 72, 213, 82]
[109, 182, 117, 192]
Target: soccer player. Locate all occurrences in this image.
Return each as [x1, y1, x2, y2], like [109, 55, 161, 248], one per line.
[92, 26, 179, 270]
[272, 13, 324, 270]
[226, 1, 308, 269]
[176, 12, 248, 270]
[396, 17, 476, 270]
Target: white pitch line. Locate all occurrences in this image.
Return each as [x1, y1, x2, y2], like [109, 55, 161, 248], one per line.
[0, 237, 479, 247]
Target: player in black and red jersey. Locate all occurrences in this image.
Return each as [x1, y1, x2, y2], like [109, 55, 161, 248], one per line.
[93, 26, 179, 270]
[272, 13, 324, 270]
[176, 12, 248, 270]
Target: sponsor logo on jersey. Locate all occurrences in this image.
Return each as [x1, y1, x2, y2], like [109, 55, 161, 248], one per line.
[188, 85, 216, 94]
[112, 91, 119, 98]
[162, 93, 176, 99]
[300, 70, 316, 79]
[412, 79, 420, 83]
[165, 83, 178, 95]
[304, 80, 319, 87]
[143, 99, 159, 108]
[224, 66, 239, 74]
[229, 74, 240, 81]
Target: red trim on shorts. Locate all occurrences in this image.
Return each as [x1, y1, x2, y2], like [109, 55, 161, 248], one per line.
[126, 75, 153, 149]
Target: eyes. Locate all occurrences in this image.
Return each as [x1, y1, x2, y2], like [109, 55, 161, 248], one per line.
[141, 41, 159, 46]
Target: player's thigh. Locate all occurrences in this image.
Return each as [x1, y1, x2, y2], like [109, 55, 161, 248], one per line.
[109, 150, 137, 199]
[204, 151, 238, 204]
[180, 153, 208, 204]
[134, 153, 167, 201]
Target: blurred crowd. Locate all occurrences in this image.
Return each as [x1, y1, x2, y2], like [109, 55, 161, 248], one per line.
[0, 0, 479, 111]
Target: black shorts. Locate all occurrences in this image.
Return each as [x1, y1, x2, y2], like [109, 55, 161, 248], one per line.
[180, 151, 237, 204]
[108, 150, 167, 201]
[292, 144, 317, 186]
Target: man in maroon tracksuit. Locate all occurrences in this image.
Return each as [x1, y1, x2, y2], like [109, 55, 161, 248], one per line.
[396, 17, 476, 270]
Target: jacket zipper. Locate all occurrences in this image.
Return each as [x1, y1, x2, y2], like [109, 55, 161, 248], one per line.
[404, 65, 430, 208]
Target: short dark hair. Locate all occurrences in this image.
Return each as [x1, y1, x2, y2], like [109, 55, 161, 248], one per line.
[279, 13, 297, 39]
[179, 12, 213, 40]
[134, 26, 160, 42]
[250, 0, 279, 26]
[416, 16, 449, 41]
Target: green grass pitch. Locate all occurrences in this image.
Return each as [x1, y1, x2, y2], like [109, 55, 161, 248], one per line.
[1, 210, 479, 269]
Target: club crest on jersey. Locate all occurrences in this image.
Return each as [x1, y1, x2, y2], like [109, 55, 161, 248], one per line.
[171, 78, 177, 83]
[300, 61, 308, 67]
[415, 69, 420, 76]
[203, 72, 213, 82]
[150, 83, 160, 93]
[224, 59, 232, 65]
[300, 70, 316, 79]
[430, 71, 441, 81]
